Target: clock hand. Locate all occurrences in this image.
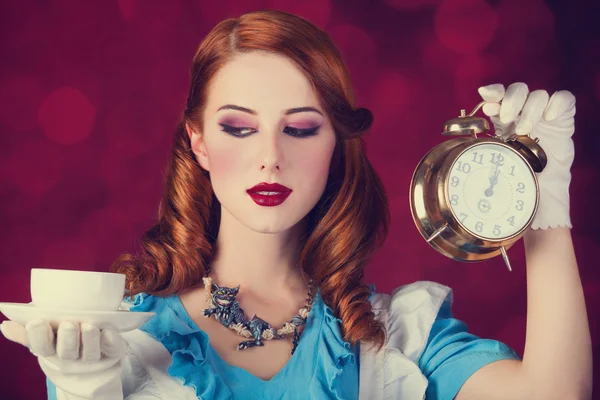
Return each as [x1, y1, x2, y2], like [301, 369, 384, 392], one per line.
[485, 166, 501, 197]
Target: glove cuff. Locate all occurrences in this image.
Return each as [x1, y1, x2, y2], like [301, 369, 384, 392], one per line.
[530, 184, 572, 230]
[531, 215, 572, 230]
[40, 357, 124, 400]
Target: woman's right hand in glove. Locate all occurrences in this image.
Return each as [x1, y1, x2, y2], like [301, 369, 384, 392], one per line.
[1, 319, 125, 399]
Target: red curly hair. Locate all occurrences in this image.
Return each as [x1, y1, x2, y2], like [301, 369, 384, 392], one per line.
[112, 9, 390, 351]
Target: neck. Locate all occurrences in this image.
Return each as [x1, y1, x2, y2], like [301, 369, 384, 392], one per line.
[207, 207, 309, 297]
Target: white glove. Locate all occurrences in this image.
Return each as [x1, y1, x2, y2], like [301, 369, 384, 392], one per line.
[478, 82, 576, 230]
[1, 319, 125, 400]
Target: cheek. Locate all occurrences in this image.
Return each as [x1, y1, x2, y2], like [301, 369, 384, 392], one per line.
[293, 139, 335, 190]
[206, 144, 245, 181]
[304, 150, 332, 178]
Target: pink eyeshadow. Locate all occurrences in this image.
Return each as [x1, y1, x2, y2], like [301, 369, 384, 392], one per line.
[287, 119, 321, 129]
[218, 117, 255, 127]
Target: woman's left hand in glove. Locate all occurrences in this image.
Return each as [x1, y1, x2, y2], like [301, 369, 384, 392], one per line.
[478, 82, 576, 230]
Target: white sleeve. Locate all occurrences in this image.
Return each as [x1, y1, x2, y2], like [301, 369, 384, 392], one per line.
[121, 342, 162, 400]
[118, 300, 162, 399]
[44, 359, 124, 400]
[124, 380, 163, 400]
[51, 335, 163, 400]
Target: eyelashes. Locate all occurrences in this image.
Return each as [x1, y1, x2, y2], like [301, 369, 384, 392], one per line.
[218, 123, 320, 138]
[218, 124, 255, 137]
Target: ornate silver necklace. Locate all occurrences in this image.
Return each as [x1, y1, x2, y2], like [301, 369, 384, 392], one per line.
[202, 275, 315, 355]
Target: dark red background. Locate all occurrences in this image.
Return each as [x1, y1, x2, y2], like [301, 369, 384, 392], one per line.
[1, 0, 599, 399]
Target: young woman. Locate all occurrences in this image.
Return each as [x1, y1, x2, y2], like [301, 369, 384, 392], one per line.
[0, 9, 592, 400]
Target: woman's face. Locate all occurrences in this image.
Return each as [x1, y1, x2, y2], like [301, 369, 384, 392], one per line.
[188, 51, 337, 234]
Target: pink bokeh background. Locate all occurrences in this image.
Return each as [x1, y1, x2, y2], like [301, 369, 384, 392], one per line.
[1, 0, 599, 398]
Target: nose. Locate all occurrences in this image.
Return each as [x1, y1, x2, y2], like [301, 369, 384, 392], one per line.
[258, 129, 283, 172]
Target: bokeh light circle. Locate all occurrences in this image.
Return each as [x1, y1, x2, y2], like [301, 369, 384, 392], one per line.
[118, 0, 139, 22]
[38, 87, 96, 145]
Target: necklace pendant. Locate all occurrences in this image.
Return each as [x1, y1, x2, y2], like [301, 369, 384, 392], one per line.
[203, 283, 245, 329]
[238, 315, 271, 351]
[202, 276, 315, 354]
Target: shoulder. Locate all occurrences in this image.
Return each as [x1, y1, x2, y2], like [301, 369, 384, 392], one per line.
[369, 280, 453, 316]
[370, 281, 453, 361]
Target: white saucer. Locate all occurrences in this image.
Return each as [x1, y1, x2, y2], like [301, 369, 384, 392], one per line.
[0, 302, 155, 333]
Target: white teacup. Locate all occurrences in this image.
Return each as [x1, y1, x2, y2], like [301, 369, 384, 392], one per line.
[30, 268, 126, 311]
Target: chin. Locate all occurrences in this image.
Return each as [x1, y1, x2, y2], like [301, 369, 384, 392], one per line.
[220, 196, 316, 235]
[244, 218, 300, 234]
[238, 208, 311, 235]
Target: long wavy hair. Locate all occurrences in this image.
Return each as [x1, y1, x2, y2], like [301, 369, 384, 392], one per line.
[112, 9, 390, 351]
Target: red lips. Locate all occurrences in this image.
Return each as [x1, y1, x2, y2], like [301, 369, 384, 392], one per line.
[247, 182, 292, 207]
[247, 182, 292, 193]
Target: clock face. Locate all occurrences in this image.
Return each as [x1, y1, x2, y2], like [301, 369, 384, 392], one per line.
[447, 142, 537, 240]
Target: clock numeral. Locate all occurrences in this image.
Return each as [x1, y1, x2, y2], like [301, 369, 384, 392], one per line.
[459, 213, 468, 223]
[475, 221, 484, 233]
[490, 152, 505, 166]
[451, 176, 460, 187]
[509, 165, 516, 176]
[516, 200, 524, 211]
[450, 194, 459, 206]
[472, 152, 484, 165]
[516, 182, 525, 193]
[493, 225, 502, 236]
[507, 216, 515, 226]
[456, 161, 472, 174]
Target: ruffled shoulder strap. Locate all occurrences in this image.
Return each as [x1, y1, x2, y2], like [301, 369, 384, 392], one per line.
[386, 281, 452, 361]
[358, 281, 452, 400]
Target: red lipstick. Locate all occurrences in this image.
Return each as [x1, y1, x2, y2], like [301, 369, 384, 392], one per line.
[247, 182, 292, 207]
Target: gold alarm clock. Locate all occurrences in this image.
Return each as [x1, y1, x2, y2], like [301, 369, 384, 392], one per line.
[409, 102, 547, 271]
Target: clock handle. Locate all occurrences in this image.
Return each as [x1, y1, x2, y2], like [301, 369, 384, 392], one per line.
[466, 101, 487, 117]
[500, 246, 512, 272]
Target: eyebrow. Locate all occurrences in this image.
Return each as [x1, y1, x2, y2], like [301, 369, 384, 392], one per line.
[216, 104, 323, 116]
